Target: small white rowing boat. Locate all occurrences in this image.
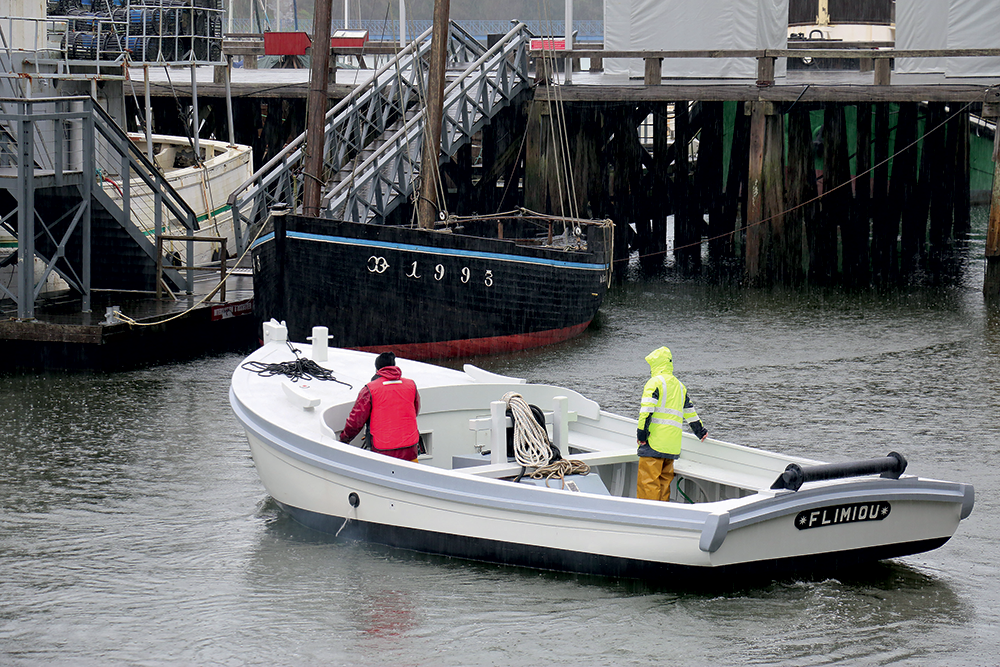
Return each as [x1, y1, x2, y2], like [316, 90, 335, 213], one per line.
[229, 321, 974, 581]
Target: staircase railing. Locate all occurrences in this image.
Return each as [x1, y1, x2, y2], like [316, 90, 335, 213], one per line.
[0, 96, 198, 317]
[323, 22, 532, 223]
[228, 21, 488, 253]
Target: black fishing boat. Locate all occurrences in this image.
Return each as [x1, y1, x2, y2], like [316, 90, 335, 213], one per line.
[251, 210, 612, 359]
[238, 0, 615, 360]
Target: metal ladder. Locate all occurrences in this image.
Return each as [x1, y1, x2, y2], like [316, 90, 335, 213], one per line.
[228, 21, 532, 250]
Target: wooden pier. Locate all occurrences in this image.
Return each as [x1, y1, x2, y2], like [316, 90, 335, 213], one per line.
[0, 271, 256, 371]
[524, 47, 1000, 290]
[132, 44, 1000, 292]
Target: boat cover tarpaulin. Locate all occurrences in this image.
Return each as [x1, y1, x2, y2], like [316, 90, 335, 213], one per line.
[896, 0, 1000, 77]
[603, 0, 789, 79]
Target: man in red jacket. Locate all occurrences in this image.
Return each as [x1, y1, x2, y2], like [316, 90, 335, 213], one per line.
[339, 352, 421, 462]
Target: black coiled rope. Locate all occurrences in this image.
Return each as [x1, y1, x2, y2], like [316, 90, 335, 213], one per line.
[241, 342, 353, 388]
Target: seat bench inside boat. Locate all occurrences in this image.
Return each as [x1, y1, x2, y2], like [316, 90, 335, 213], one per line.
[320, 378, 771, 503]
[319, 370, 778, 503]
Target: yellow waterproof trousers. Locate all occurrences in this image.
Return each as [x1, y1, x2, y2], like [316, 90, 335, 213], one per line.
[636, 456, 674, 502]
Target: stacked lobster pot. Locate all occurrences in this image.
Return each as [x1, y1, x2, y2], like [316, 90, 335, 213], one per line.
[55, 0, 222, 63]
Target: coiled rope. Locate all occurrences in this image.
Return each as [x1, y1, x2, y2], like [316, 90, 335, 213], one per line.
[502, 391, 551, 467]
[502, 391, 590, 489]
[241, 342, 353, 388]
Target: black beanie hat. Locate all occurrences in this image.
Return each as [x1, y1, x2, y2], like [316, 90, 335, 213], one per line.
[375, 352, 396, 370]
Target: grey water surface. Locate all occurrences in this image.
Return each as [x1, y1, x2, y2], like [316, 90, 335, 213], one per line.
[2, 214, 999, 666]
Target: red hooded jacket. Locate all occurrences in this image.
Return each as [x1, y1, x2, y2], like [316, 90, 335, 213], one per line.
[340, 366, 420, 460]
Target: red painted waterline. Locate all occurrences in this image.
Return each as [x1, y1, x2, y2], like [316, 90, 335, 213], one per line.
[351, 321, 592, 360]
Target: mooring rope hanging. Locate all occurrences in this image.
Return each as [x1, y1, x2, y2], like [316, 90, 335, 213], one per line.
[529, 459, 591, 486]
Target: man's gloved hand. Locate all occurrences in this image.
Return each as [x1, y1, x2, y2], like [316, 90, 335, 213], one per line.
[691, 421, 708, 441]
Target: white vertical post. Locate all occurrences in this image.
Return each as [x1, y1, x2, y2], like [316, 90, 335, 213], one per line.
[564, 0, 573, 84]
[552, 396, 569, 453]
[144, 66, 153, 163]
[399, 0, 406, 47]
[490, 401, 507, 465]
[190, 65, 200, 158]
[311, 325, 329, 361]
[344, 0, 349, 29]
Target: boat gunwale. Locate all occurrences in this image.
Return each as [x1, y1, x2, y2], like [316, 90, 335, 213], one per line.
[250, 229, 612, 269]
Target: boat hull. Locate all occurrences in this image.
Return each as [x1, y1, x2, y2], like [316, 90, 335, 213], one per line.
[240, 424, 966, 579]
[230, 339, 974, 583]
[250, 215, 611, 358]
[277, 499, 951, 579]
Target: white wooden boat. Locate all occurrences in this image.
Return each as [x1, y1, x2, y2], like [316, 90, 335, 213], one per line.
[230, 321, 975, 580]
[125, 133, 253, 266]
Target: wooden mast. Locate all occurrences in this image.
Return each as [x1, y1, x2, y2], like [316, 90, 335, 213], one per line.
[417, 0, 451, 229]
[302, 0, 334, 217]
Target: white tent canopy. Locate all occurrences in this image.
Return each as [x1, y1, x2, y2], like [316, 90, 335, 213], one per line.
[603, 0, 789, 79]
[896, 0, 1000, 77]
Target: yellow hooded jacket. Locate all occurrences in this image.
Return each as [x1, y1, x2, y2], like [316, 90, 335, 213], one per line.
[637, 346, 701, 457]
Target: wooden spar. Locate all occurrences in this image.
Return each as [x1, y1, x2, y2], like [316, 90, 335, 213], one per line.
[302, 0, 334, 217]
[417, 0, 451, 229]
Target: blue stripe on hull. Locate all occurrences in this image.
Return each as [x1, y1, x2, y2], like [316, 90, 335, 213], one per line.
[252, 231, 608, 271]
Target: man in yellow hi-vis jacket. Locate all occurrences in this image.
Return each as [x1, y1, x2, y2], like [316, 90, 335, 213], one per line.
[636, 346, 708, 502]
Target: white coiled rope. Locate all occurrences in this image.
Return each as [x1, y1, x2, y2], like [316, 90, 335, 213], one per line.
[502, 392, 552, 467]
[502, 392, 591, 488]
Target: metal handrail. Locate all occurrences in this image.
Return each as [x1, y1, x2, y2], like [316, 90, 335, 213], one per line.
[0, 96, 201, 315]
[228, 22, 486, 252]
[89, 98, 199, 236]
[323, 22, 531, 223]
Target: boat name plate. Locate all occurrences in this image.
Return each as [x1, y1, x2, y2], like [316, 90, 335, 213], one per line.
[795, 501, 891, 530]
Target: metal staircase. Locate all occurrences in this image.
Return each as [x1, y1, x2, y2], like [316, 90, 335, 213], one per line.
[0, 96, 199, 318]
[229, 21, 533, 248]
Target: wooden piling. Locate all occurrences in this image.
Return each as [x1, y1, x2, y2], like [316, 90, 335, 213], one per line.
[811, 103, 849, 285]
[843, 103, 871, 288]
[870, 103, 895, 286]
[985, 103, 1000, 297]
[952, 109, 972, 238]
[894, 103, 921, 280]
[745, 101, 767, 283]
[648, 103, 670, 272]
[524, 102, 561, 216]
[785, 107, 815, 285]
[723, 102, 750, 269]
[760, 106, 786, 284]
[698, 102, 727, 267]
[927, 103, 953, 274]
[674, 101, 701, 274]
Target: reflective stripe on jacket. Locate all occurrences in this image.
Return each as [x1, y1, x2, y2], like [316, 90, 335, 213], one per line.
[367, 371, 420, 452]
[637, 346, 700, 458]
[639, 373, 692, 456]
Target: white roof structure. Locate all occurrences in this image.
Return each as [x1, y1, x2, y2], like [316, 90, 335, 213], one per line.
[603, 0, 789, 80]
[896, 0, 1000, 77]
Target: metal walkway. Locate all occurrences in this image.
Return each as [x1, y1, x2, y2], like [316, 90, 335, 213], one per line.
[229, 21, 533, 249]
[0, 96, 199, 318]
